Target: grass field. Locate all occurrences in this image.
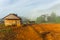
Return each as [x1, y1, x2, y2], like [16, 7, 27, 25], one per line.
[0, 24, 60, 40]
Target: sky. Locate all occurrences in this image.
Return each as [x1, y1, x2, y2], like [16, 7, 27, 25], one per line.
[0, 0, 60, 20]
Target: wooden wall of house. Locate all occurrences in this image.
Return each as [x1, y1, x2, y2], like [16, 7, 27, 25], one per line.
[4, 20, 21, 27]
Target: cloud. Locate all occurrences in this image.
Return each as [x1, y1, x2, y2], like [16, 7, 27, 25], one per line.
[0, 0, 60, 20]
[0, 0, 17, 7]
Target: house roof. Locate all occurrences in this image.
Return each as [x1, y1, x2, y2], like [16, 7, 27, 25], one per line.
[4, 13, 21, 20]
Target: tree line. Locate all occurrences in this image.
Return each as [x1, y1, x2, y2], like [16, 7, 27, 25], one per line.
[36, 12, 60, 24]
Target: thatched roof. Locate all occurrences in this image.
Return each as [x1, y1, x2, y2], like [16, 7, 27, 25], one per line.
[4, 14, 21, 20]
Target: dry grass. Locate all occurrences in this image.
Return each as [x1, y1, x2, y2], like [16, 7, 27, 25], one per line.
[0, 24, 60, 40]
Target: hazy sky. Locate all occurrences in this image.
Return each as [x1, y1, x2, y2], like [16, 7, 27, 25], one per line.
[0, 0, 60, 20]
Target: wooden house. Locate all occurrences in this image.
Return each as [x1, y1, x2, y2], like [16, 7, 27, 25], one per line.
[4, 14, 22, 27]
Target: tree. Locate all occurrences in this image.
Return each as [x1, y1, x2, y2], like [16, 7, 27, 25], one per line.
[35, 12, 60, 23]
[55, 16, 60, 23]
[36, 14, 48, 24]
[45, 12, 57, 23]
[50, 12, 56, 23]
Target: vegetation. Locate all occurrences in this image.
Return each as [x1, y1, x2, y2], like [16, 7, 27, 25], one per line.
[0, 22, 60, 40]
[36, 12, 60, 24]
[0, 25, 16, 40]
[0, 12, 60, 40]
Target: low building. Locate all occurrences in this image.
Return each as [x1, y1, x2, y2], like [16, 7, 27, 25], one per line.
[4, 14, 22, 27]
